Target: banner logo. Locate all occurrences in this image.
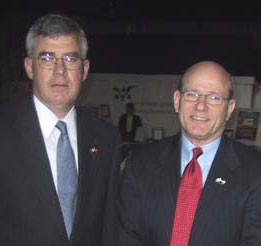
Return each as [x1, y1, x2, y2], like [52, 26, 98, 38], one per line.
[113, 85, 137, 101]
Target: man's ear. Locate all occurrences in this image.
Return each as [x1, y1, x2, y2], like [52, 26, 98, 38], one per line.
[82, 59, 90, 82]
[24, 57, 33, 80]
[173, 90, 181, 113]
[226, 99, 236, 121]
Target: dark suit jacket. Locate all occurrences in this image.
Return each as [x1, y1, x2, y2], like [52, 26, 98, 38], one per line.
[118, 134, 261, 246]
[118, 114, 142, 142]
[0, 95, 121, 246]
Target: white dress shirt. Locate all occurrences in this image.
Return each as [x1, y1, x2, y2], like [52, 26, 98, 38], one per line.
[34, 96, 78, 191]
[126, 115, 133, 133]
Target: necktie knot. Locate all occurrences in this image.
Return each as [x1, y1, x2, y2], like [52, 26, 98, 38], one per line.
[56, 121, 68, 135]
[192, 147, 202, 160]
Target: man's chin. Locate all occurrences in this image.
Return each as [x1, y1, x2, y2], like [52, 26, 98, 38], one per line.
[184, 130, 213, 143]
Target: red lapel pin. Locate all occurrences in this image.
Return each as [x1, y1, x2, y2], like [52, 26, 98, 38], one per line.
[90, 146, 100, 154]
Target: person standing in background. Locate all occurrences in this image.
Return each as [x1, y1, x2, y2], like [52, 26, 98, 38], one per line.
[0, 14, 120, 246]
[118, 102, 143, 143]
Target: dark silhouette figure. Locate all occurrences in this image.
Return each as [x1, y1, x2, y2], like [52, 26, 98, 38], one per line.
[118, 103, 143, 143]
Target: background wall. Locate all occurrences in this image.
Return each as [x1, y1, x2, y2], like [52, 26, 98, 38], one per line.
[0, 73, 258, 143]
[77, 73, 255, 139]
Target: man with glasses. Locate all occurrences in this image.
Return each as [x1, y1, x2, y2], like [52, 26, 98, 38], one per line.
[0, 14, 120, 246]
[118, 61, 261, 246]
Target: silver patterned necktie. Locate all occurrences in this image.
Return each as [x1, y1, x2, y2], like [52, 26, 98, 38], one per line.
[56, 121, 78, 237]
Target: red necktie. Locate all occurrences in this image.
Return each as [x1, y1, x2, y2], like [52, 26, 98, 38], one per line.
[170, 147, 203, 246]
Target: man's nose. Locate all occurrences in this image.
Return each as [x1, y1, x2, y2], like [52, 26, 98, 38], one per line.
[195, 95, 208, 110]
[53, 58, 67, 74]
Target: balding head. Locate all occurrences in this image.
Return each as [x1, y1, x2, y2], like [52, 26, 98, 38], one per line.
[180, 61, 233, 99]
[173, 60, 236, 146]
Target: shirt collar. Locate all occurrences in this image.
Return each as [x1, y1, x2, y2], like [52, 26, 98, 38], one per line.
[33, 95, 76, 138]
[181, 135, 221, 167]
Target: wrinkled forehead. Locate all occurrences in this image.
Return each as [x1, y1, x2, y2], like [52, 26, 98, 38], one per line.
[182, 63, 231, 94]
[32, 35, 81, 54]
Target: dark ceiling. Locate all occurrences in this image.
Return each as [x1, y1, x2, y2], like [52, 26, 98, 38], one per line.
[2, 1, 261, 20]
[1, 2, 261, 82]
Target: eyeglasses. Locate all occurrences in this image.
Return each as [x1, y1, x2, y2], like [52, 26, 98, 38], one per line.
[181, 91, 230, 105]
[33, 53, 84, 70]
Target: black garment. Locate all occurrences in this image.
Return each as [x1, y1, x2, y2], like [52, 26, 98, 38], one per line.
[118, 114, 142, 142]
[0, 95, 121, 246]
[118, 134, 261, 246]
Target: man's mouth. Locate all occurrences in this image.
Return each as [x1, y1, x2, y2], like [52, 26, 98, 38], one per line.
[191, 115, 209, 121]
[51, 83, 68, 87]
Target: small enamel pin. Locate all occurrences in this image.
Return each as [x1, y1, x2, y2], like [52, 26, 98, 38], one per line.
[215, 177, 226, 185]
[90, 146, 100, 155]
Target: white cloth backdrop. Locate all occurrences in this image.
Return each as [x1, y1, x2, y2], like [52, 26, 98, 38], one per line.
[77, 73, 255, 140]
[0, 74, 254, 140]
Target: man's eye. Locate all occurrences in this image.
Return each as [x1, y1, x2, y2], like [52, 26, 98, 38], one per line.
[39, 55, 53, 62]
[187, 92, 198, 97]
[209, 95, 222, 101]
[64, 56, 78, 63]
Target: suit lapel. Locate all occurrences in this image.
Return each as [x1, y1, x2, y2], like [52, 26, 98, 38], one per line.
[156, 135, 182, 243]
[71, 107, 100, 238]
[190, 136, 240, 244]
[13, 96, 65, 234]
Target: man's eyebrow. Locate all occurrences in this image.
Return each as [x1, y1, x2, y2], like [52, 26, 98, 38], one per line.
[38, 51, 55, 56]
[37, 51, 81, 57]
[64, 52, 80, 57]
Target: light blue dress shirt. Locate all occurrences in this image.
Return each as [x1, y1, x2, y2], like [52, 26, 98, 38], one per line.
[181, 135, 221, 185]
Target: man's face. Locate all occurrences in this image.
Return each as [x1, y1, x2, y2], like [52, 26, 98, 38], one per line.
[173, 63, 235, 146]
[24, 35, 89, 118]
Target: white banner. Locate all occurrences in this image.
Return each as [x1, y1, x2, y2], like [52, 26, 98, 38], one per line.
[77, 73, 181, 139]
[2, 73, 254, 141]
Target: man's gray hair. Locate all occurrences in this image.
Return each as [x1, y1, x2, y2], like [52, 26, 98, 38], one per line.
[25, 14, 88, 58]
